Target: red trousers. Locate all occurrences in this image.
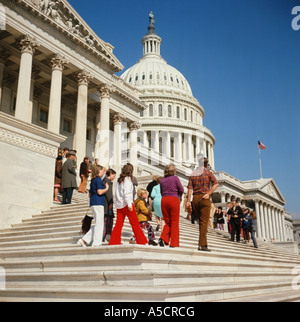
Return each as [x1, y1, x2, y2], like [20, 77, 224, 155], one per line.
[160, 196, 180, 247]
[109, 204, 148, 246]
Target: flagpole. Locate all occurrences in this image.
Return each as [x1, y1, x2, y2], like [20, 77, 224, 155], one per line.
[259, 147, 263, 179]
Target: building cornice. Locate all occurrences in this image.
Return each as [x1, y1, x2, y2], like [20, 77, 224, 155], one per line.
[7, 0, 123, 72]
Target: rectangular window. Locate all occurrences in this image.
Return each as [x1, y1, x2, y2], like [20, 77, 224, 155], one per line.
[63, 118, 72, 133]
[86, 128, 92, 141]
[39, 108, 48, 124]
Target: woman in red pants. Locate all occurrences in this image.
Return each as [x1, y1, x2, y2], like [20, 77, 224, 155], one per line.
[109, 164, 148, 246]
[159, 164, 184, 248]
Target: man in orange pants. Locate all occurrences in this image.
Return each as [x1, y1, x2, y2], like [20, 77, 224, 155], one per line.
[186, 157, 219, 252]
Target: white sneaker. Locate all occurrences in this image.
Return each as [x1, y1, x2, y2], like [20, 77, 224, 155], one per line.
[77, 238, 87, 247]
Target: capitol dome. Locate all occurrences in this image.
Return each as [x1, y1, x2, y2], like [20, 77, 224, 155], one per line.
[120, 13, 216, 173]
[121, 22, 193, 97]
[121, 53, 193, 96]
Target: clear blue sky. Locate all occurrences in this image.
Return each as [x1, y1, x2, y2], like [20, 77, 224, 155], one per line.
[68, 0, 300, 218]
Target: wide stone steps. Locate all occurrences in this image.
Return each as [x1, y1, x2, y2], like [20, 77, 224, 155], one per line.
[0, 194, 300, 302]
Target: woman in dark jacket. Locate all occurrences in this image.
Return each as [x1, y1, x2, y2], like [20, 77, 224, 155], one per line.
[248, 211, 258, 248]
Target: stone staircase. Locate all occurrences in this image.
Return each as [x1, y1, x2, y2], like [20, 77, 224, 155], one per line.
[1, 192, 300, 302]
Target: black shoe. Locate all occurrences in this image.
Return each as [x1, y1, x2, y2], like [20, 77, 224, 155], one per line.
[158, 239, 164, 247]
[198, 246, 211, 252]
[149, 240, 158, 246]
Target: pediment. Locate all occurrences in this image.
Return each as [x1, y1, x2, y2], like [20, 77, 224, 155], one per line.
[260, 179, 286, 203]
[20, 0, 124, 72]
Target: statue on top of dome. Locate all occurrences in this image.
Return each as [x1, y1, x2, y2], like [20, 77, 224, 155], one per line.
[149, 11, 155, 25]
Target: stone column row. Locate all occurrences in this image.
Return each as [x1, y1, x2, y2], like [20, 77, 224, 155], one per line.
[254, 199, 286, 242]
[137, 130, 215, 168]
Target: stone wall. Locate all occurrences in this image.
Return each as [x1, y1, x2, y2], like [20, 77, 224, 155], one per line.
[0, 112, 65, 229]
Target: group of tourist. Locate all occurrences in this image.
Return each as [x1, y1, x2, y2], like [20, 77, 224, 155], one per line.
[185, 198, 258, 249]
[54, 148, 258, 251]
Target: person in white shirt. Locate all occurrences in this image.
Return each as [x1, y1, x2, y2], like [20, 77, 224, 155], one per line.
[109, 164, 148, 246]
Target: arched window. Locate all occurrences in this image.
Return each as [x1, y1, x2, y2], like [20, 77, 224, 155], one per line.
[184, 108, 187, 121]
[159, 104, 163, 117]
[176, 106, 180, 119]
[168, 105, 172, 118]
[149, 104, 154, 117]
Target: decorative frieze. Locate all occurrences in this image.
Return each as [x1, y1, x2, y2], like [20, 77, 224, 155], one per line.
[0, 127, 57, 158]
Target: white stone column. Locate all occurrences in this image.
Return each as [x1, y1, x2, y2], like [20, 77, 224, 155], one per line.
[211, 144, 215, 170]
[161, 130, 171, 164]
[255, 199, 262, 238]
[260, 202, 266, 240]
[271, 207, 277, 241]
[175, 132, 182, 165]
[47, 54, 68, 133]
[113, 114, 124, 174]
[150, 130, 159, 166]
[129, 122, 141, 176]
[263, 203, 270, 240]
[95, 85, 112, 168]
[267, 205, 273, 240]
[276, 209, 282, 241]
[196, 135, 201, 158]
[73, 70, 91, 164]
[152, 130, 159, 152]
[188, 133, 193, 163]
[183, 132, 191, 163]
[207, 142, 212, 165]
[165, 131, 171, 159]
[143, 131, 149, 149]
[220, 191, 226, 204]
[274, 208, 280, 241]
[280, 211, 286, 242]
[15, 35, 39, 123]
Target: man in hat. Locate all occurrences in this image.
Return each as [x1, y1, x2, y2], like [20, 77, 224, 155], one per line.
[61, 150, 77, 204]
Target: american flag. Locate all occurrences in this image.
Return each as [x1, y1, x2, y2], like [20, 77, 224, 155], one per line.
[258, 140, 267, 150]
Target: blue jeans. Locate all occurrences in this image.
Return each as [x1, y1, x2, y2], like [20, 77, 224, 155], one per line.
[251, 231, 258, 248]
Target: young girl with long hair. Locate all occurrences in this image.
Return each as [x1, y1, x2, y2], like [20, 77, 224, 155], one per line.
[109, 164, 148, 245]
[77, 165, 109, 247]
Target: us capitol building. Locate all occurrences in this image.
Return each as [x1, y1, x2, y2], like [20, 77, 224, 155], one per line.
[0, 0, 297, 251]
